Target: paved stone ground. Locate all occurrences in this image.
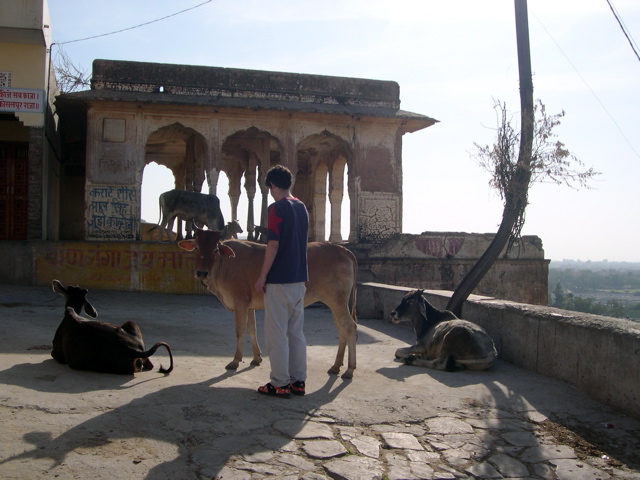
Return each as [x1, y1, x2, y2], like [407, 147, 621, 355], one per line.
[0, 284, 639, 480]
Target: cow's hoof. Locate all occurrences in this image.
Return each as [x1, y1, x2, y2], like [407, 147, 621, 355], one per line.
[341, 370, 354, 380]
[225, 361, 239, 370]
[327, 366, 340, 375]
[250, 358, 262, 366]
[395, 348, 409, 358]
[402, 356, 417, 366]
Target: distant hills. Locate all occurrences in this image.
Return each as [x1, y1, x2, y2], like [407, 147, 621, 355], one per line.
[550, 259, 640, 271]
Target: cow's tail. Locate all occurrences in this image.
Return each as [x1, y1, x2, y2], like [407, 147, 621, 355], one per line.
[350, 253, 358, 324]
[136, 342, 174, 374]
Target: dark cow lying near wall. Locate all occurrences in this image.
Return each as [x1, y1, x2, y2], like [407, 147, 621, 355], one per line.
[51, 280, 174, 375]
[158, 189, 225, 241]
[178, 228, 358, 378]
[390, 289, 497, 371]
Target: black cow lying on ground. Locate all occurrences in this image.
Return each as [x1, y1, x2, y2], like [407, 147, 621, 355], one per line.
[51, 280, 174, 375]
[390, 289, 497, 371]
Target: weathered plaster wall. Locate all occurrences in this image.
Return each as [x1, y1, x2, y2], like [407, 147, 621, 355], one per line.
[0, 240, 205, 293]
[32, 241, 206, 293]
[0, 234, 548, 306]
[354, 233, 548, 305]
[82, 102, 408, 242]
[62, 60, 436, 244]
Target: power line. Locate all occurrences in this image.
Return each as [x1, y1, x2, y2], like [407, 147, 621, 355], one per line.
[606, 0, 640, 63]
[58, 1, 212, 45]
[532, 12, 640, 161]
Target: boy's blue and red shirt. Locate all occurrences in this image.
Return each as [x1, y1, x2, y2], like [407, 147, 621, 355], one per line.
[266, 197, 309, 284]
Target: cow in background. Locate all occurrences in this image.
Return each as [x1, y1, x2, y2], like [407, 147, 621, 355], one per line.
[391, 289, 497, 371]
[51, 280, 174, 375]
[158, 189, 225, 241]
[221, 220, 243, 240]
[178, 229, 358, 379]
[253, 225, 267, 243]
[141, 221, 171, 241]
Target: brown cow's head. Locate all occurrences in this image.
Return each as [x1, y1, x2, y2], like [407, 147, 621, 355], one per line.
[178, 228, 235, 280]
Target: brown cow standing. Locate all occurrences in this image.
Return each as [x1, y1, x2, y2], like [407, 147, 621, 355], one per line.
[52, 280, 174, 375]
[178, 229, 358, 379]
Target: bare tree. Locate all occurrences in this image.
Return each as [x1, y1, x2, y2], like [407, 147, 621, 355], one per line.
[446, 100, 600, 316]
[476, 99, 599, 252]
[53, 47, 91, 94]
[445, 0, 599, 316]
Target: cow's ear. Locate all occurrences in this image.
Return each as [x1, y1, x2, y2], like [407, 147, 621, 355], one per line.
[52, 279, 67, 296]
[219, 244, 236, 258]
[419, 297, 427, 319]
[178, 239, 197, 251]
[84, 301, 98, 318]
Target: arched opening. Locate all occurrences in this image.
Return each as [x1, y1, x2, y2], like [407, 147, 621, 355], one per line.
[295, 132, 352, 242]
[140, 162, 174, 240]
[142, 123, 209, 239]
[141, 162, 173, 223]
[220, 127, 283, 240]
[215, 170, 240, 237]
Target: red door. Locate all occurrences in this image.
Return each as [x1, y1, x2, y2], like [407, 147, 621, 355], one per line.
[0, 142, 29, 240]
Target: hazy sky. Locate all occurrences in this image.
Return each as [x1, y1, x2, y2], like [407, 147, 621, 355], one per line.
[47, 1, 640, 262]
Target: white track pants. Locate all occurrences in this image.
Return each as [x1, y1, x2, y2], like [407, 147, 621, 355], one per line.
[263, 282, 307, 388]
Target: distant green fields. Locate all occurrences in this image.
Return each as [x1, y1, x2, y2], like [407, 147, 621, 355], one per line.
[548, 261, 640, 320]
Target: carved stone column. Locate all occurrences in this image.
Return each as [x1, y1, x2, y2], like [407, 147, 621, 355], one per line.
[328, 188, 343, 242]
[348, 175, 358, 243]
[244, 155, 258, 241]
[226, 168, 242, 224]
[256, 138, 271, 236]
[312, 165, 328, 242]
[328, 161, 346, 243]
[206, 168, 220, 196]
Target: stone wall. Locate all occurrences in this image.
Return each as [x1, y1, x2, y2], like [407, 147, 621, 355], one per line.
[357, 282, 640, 420]
[0, 240, 207, 294]
[90, 59, 401, 110]
[353, 233, 549, 305]
[0, 231, 549, 306]
[58, 60, 436, 244]
[27, 126, 43, 239]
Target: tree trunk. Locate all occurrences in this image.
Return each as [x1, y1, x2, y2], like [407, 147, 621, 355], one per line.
[446, 0, 535, 317]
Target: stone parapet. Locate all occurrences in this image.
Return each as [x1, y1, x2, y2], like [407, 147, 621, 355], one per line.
[357, 282, 640, 420]
[90, 59, 401, 110]
[351, 233, 549, 305]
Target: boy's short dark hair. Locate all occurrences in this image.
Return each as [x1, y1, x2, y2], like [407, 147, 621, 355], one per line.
[265, 165, 292, 189]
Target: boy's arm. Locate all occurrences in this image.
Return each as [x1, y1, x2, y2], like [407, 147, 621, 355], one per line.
[254, 240, 279, 293]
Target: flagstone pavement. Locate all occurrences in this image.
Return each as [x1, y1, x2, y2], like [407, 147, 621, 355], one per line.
[0, 284, 638, 479]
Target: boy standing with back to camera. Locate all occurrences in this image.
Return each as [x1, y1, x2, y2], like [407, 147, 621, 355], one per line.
[254, 165, 309, 398]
